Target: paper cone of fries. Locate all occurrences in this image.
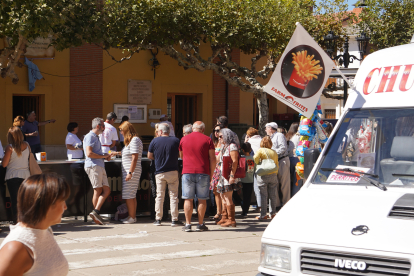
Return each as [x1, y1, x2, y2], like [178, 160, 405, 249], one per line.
[288, 50, 323, 90]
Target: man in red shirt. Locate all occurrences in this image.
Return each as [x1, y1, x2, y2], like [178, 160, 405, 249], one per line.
[179, 121, 216, 232]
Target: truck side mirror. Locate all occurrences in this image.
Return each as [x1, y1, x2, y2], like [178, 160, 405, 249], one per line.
[304, 149, 320, 180]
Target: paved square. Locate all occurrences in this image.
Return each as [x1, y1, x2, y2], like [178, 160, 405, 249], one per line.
[0, 207, 268, 276]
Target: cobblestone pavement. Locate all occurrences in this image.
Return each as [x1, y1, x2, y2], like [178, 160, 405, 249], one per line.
[0, 207, 269, 276]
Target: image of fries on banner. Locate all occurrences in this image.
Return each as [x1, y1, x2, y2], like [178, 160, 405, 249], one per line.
[289, 50, 323, 90]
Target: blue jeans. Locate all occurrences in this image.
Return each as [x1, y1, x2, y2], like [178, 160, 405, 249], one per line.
[182, 174, 210, 200]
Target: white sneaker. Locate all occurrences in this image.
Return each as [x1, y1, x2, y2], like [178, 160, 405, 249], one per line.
[123, 217, 136, 224]
[120, 216, 130, 222]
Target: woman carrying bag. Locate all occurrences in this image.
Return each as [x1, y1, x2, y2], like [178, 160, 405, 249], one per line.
[2, 127, 31, 223]
[216, 128, 243, 227]
[254, 136, 279, 221]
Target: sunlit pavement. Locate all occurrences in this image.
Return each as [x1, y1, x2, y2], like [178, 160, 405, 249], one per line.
[0, 206, 270, 276]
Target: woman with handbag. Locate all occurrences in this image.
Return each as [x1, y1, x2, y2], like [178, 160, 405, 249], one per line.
[216, 128, 243, 227]
[254, 136, 279, 221]
[2, 127, 31, 222]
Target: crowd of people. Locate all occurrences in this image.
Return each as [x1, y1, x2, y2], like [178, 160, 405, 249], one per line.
[0, 112, 317, 275]
[1, 110, 311, 228]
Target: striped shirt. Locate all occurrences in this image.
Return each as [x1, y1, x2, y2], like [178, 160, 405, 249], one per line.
[121, 136, 143, 199]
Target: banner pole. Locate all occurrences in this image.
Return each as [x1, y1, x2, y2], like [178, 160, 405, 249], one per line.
[333, 65, 355, 89]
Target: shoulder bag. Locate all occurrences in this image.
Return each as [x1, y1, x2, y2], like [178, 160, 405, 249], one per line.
[28, 144, 42, 175]
[222, 145, 246, 180]
[256, 148, 278, 176]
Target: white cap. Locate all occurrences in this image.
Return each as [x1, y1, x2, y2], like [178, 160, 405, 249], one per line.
[265, 122, 278, 129]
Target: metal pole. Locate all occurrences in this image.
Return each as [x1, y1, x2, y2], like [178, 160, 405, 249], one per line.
[343, 37, 350, 107]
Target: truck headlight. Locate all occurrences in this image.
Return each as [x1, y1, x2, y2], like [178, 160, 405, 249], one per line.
[260, 244, 291, 272]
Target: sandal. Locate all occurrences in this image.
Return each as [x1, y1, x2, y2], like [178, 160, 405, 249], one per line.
[210, 214, 221, 221]
[255, 215, 269, 221]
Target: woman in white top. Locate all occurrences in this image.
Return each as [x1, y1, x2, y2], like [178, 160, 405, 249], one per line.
[112, 121, 143, 224]
[65, 122, 83, 159]
[0, 173, 69, 276]
[2, 127, 30, 222]
[244, 127, 262, 155]
[244, 127, 262, 211]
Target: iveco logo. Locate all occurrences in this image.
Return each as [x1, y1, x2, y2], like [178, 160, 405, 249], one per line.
[334, 259, 367, 271]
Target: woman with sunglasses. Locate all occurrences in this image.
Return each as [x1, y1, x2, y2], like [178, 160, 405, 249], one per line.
[111, 121, 143, 224]
[210, 125, 223, 222]
[216, 128, 242, 227]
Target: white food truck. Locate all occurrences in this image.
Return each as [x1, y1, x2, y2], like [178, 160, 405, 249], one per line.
[257, 37, 414, 276]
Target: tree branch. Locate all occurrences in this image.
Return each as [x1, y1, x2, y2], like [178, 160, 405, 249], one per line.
[1, 35, 26, 84]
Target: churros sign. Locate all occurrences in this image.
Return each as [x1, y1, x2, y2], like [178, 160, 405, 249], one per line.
[264, 23, 335, 118]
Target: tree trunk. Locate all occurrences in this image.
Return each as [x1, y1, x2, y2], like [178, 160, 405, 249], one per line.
[257, 91, 269, 137]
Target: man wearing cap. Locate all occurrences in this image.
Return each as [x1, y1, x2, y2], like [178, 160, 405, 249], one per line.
[99, 112, 119, 153]
[265, 122, 291, 208]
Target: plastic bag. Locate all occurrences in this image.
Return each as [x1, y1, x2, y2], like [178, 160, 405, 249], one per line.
[315, 121, 328, 143]
[295, 162, 304, 179]
[299, 140, 310, 148]
[115, 203, 129, 221]
[299, 118, 313, 136]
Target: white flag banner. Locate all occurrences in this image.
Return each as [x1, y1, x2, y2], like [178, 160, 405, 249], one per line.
[264, 23, 335, 118]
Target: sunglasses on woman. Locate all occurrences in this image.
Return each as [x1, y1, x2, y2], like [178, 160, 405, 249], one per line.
[214, 129, 220, 132]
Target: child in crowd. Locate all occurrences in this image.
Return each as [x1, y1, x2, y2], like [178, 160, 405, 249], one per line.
[240, 142, 255, 218]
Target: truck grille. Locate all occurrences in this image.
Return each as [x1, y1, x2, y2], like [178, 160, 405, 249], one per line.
[301, 249, 410, 276]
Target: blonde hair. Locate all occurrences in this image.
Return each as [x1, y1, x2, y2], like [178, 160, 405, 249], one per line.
[7, 127, 25, 156]
[13, 116, 25, 127]
[260, 136, 273, 149]
[119, 121, 138, 147]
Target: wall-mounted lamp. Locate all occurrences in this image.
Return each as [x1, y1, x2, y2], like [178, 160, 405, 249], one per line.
[148, 49, 160, 79]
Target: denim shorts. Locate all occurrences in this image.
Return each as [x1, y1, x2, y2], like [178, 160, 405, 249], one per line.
[182, 174, 210, 200]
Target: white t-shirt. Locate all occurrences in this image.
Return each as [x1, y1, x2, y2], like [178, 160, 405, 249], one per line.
[166, 121, 175, 137]
[65, 132, 83, 159]
[99, 122, 119, 153]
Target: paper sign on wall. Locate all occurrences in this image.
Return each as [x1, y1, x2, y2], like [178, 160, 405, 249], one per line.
[128, 106, 137, 114]
[264, 23, 335, 118]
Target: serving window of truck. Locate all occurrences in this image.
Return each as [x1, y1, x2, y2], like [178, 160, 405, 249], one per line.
[314, 108, 414, 187]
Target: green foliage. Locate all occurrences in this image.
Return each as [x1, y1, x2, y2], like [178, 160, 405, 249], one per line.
[1, 0, 350, 62]
[98, 0, 349, 61]
[358, 0, 414, 50]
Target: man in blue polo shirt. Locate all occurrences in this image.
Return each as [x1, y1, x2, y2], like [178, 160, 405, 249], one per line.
[83, 117, 114, 225]
[148, 123, 182, 227]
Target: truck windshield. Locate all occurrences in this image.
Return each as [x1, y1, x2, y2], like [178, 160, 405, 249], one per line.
[313, 108, 414, 187]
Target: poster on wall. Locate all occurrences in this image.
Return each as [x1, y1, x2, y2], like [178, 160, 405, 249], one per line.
[128, 80, 152, 104]
[263, 23, 335, 118]
[4, 36, 55, 58]
[114, 104, 147, 123]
